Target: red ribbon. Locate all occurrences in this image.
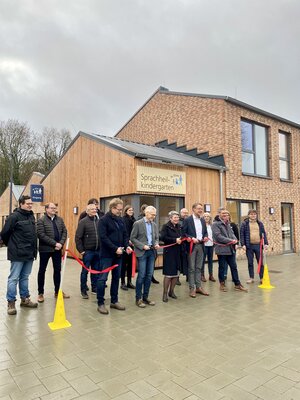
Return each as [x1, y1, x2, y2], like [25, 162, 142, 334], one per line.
[132, 251, 137, 278]
[131, 237, 190, 278]
[257, 237, 264, 274]
[66, 248, 119, 274]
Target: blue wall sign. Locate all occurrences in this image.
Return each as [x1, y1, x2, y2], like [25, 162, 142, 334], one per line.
[30, 184, 44, 202]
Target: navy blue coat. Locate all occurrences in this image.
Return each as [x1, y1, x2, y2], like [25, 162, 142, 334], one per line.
[182, 215, 208, 252]
[98, 212, 129, 258]
[240, 219, 268, 248]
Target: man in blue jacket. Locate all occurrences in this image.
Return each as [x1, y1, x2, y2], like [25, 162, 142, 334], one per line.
[240, 209, 268, 284]
[97, 198, 132, 315]
[1, 195, 38, 315]
[182, 202, 209, 298]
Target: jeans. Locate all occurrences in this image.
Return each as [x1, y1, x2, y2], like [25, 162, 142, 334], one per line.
[188, 243, 204, 289]
[7, 260, 34, 301]
[135, 249, 155, 301]
[217, 254, 240, 285]
[246, 244, 264, 279]
[201, 246, 214, 275]
[81, 250, 100, 292]
[97, 256, 122, 305]
[38, 250, 62, 295]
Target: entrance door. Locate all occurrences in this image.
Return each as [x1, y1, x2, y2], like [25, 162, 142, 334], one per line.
[281, 203, 294, 253]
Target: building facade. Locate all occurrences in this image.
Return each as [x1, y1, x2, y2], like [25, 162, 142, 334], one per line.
[41, 132, 224, 257]
[116, 87, 300, 254]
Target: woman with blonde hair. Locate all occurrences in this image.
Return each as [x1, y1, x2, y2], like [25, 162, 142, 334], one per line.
[201, 212, 216, 282]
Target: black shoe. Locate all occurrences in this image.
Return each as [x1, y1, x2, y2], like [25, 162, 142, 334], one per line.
[162, 293, 168, 303]
[121, 284, 128, 291]
[127, 282, 136, 289]
[81, 292, 89, 299]
[176, 278, 181, 286]
[168, 292, 177, 299]
[151, 277, 160, 284]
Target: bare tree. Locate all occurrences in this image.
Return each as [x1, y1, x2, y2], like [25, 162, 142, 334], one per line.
[0, 119, 36, 192]
[37, 127, 72, 174]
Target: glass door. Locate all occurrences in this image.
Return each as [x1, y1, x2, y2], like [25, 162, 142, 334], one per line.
[281, 203, 294, 253]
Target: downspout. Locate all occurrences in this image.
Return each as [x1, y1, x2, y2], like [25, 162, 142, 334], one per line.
[219, 168, 225, 207]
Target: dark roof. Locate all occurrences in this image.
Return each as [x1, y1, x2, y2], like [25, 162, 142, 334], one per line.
[116, 86, 300, 134]
[79, 132, 225, 171]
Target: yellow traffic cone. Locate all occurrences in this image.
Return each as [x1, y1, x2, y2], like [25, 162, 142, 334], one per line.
[258, 264, 275, 289]
[48, 289, 72, 330]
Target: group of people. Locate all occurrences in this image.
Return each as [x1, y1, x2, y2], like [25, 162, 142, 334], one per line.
[0, 195, 268, 316]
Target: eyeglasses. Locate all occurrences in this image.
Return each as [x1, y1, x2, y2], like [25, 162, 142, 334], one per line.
[115, 208, 123, 212]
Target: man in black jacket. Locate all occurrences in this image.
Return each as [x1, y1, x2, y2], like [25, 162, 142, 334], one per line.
[1, 195, 38, 315]
[75, 204, 100, 299]
[97, 198, 132, 315]
[182, 202, 209, 298]
[37, 202, 68, 302]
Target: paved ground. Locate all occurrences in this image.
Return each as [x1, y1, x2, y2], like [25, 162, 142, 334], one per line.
[0, 247, 300, 400]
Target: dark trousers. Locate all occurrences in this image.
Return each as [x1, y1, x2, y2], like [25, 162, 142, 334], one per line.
[80, 250, 100, 292]
[246, 244, 264, 279]
[121, 253, 132, 284]
[38, 250, 62, 295]
[217, 254, 240, 286]
[97, 256, 122, 305]
[201, 246, 214, 275]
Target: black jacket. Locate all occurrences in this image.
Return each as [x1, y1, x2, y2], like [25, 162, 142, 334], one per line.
[160, 221, 182, 275]
[0, 208, 37, 261]
[37, 214, 67, 253]
[122, 215, 136, 236]
[182, 215, 208, 252]
[99, 212, 129, 258]
[75, 215, 100, 253]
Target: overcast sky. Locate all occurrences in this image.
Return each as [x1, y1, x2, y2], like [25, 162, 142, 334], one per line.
[0, 0, 299, 136]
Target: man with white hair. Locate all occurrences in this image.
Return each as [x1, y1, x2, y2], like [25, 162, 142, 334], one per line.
[130, 206, 159, 308]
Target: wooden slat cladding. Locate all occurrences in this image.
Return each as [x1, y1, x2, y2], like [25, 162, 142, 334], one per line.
[42, 136, 136, 254]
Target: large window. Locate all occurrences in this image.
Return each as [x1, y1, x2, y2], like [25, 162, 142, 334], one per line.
[241, 120, 269, 177]
[279, 132, 291, 180]
[100, 194, 184, 231]
[227, 199, 257, 227]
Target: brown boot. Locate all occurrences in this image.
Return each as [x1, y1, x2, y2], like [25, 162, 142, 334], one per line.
[20, 297, 38, 308]
[209, 275, 216, 282]
[7, 301, 17, 315]
[201, 275, 207, 282]
[220, 282, 228, 292]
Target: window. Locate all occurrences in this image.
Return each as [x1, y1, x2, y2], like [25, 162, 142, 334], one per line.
[279, 132, 290, 180]
[241, 120, 269, 176]
[227, 199, 257, 227]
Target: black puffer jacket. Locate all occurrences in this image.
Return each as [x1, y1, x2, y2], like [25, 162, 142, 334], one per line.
[37, 214, 67, 252]
[75, 215, 100, 253]
[0, 208, 37, 261]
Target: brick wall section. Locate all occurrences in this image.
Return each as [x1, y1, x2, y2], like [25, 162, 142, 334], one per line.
[117, 91, 300, 254]
[117, 92, 227, 155]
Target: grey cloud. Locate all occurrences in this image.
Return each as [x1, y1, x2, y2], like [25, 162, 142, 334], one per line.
[0, 0, 299, 136]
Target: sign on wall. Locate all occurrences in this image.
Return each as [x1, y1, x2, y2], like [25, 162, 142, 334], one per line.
[30, 184, 44, 202]
[137, 166, 186, 195]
